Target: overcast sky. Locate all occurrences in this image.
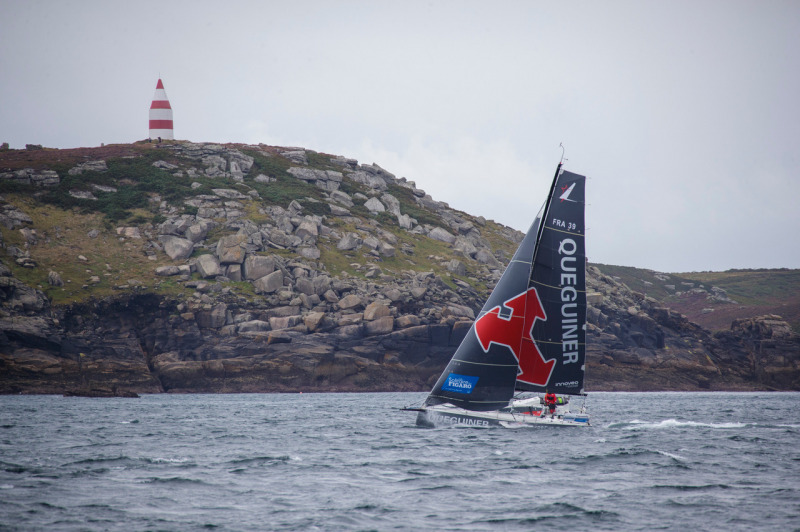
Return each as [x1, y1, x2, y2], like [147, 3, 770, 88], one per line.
[2, 0, 798, 272]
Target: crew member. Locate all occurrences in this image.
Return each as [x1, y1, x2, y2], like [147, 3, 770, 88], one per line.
[544, 391, 558, 416]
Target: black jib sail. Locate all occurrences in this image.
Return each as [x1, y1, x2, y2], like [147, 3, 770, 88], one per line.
[424, 164, 586, 411]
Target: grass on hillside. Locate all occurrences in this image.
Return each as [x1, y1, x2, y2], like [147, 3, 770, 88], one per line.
[316, 213, 492, 297]
[481, 220, 521, 260]
[241, 149, 326, 209]
[592, 263, 701, 299]
[383, 183, 445, 228]
[1, 142, 518, 308]
[679, 269, 800, 306]
[1, 197, 196, 304]
[594, 264, 800, 307]
[17, 148, 226, 224]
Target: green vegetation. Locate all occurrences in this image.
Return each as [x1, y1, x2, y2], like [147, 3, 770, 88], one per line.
[305, 150, 337, 169]
[5, 141, 795, 331]
[0, 199, 175, 304]
[596, 264, 800, 308]
[592, 263, 800, 334]
[298, 199, 330, 217]
[35, 151, 217, 223]
[243, 149, 326, 209]
[591, 263, 695, 299]
[679, 269, 800, 306]
[385, 183, 444, 228]
[0, 181, 36, 195]
[481, 220, 521, 259]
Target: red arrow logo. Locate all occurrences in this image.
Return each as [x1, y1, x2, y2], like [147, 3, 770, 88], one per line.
[474, 287, 555, 386]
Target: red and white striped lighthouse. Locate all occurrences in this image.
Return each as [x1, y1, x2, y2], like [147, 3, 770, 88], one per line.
[149, 78, 173, 140]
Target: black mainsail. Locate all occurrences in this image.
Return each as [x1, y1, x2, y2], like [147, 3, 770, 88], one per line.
[424, 164, 587, 411]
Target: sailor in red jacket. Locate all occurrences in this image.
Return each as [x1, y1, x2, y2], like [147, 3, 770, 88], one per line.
[544, 392, 558, 416]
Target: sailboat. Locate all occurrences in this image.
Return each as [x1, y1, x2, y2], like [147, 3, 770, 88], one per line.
[409, 162, 590, 427]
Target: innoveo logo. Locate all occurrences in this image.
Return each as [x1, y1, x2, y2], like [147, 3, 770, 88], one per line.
[442, 373, 479, 394]
[473, 287, 555, 386]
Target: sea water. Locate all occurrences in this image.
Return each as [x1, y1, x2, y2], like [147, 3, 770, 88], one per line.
[1, 392, 798, 531]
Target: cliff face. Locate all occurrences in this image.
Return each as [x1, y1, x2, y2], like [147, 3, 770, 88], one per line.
[584, 266, 800, 390]
[1, 141, 798, 394]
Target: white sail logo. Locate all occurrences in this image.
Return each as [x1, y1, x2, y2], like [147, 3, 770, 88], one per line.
[559, 183, 576, 202]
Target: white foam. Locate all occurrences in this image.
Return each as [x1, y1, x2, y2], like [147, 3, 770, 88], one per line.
[149, 457, 189, 464]
[623, 419, 747, 430]
[656, 449, 686, 461]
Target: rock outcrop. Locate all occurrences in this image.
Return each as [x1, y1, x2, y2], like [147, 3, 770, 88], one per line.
[583, 266, 800, 390]
[1, 141, 798, 394]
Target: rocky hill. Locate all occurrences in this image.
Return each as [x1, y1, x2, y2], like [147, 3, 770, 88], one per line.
[594, 264, 800, 334]
[1, 141, 798, 394]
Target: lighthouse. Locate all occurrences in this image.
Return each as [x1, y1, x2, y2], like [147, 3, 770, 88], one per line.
[149, 78, 174, 140]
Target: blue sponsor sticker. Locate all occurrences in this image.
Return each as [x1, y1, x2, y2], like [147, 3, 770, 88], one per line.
[442, 373, 479, 394]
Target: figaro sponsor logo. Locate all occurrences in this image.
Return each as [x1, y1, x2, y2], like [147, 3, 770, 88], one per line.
[442, 373, 479, 394]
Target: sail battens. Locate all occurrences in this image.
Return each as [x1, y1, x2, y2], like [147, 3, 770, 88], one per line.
[425, 398, 511, 409]
[527, 339, 586, 347]
[530, 279, 588, 292]
[544, 225, 585, 237]
[475, 309, 532, 320]
[448, 358, 519, 368]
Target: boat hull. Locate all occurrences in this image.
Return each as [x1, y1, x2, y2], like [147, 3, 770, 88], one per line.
[415, 404, 590, 428]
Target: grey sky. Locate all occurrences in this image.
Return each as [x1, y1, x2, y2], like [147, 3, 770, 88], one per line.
[2, 0, 798, 272]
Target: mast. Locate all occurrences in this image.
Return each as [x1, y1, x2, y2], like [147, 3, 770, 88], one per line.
[516, 162, 563, 375]
[531, 162, 563, 272]
[517, 167, 587, 395]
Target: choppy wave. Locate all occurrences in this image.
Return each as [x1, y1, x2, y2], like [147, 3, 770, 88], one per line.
[228, 455, 293, 466]
[143, 476, 207, 485]
[1, 392, 798, 530]
[655, 449, 686, 461]
[609, 419, 748, 430]
[66, 455, 133, 466]
[652, 483, 732, 491]
[143, 457, 190, 464]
